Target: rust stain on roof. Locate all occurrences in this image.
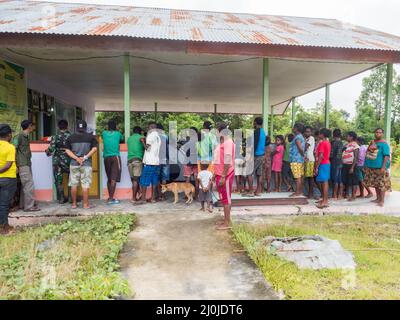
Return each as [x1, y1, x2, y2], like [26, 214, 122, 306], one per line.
[85, 16, 100, 22]
[224, 13, 246, 24]
[202, 19, 213, 28]
[191, 27, 203, 40]
[311, 22, 336, 29]
[29, 20, 65, 32]
[354, 37, 395, 50]
[114, 16, 139, 25]
[170, 10, 191, 20]
[151, 18, 161, 25]
[70, 7, 95, 15]
[252, 31, 272, 44]
[88, 23, 120, 35]
[270, 19, 303, 34]
[352, 28, 371, 36]
[0, 19, 15, 24]
[273, 33, 300, 45]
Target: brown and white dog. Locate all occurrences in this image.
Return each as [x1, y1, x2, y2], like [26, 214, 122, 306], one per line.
[161, 182, 195, 204]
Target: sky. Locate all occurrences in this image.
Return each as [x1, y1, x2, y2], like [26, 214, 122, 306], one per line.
[38, 0, 400, 118]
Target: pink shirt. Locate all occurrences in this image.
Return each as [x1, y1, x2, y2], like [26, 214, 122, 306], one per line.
[272, 145, 284, 172]
[213, 137, 235, 177]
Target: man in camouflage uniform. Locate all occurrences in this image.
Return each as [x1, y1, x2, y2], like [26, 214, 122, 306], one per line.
[45, 120, 71, 204]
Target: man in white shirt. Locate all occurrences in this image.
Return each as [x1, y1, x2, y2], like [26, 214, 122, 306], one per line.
[304, 126, 316, 199]
[139, 122, 161, 203]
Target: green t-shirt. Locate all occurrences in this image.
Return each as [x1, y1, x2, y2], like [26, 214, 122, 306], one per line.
[283, 142, 290, 162]
[127, 133, 145, 161]
[102, 130, 124, 158]
[365, 140, 391, 169]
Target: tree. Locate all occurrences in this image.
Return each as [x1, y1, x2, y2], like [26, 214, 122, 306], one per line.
[355, 65, 400, 141]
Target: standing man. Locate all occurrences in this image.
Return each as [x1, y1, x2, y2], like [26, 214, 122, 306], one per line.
[139, 122, 161, 203]
[13, 120, 40, 212]
[247, 117, 266, 196]
[0, 124, 18, 235]
[213, 122, 235, 230]
[45, 119, 71, 204]
[182, 127, 199, 198]
[65, 120, 98, 209]
[289, 123, 306, 197]
[102, 120, 124, 205]
[127, 126, 145, 204]
[304, 126, 316, 199]
[157, 123, 169, 200]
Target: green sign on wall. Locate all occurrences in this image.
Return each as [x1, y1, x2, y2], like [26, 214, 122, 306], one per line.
[0, 59, 26, 132]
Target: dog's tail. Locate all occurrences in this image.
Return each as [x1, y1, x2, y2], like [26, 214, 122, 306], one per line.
[190, 184, 195, 194]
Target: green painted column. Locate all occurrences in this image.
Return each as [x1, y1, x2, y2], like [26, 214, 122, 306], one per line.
[270, 106, 274, 137]
[262, 58, 269, 133]
[324, 84, 330, 128]
[124, 54, 131, 142]
[384, 63, 394, 142]
[291, 97, 296, 127]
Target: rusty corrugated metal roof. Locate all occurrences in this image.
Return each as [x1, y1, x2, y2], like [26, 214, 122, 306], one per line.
[1, 0, 400, 51]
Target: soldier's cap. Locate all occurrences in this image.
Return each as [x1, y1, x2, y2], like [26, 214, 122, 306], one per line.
[0, 124, 13, 136]
[76, 120, 87, 132]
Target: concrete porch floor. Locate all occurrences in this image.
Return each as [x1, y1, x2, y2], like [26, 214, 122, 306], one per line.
[8, 191, 400, 227]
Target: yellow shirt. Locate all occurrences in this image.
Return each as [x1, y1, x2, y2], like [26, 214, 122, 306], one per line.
[0, 140, 17, 178]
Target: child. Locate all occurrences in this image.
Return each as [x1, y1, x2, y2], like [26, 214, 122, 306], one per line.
[315, 128, 332, 209]
[342, 131, 360, 202]
[272, 135, 285, 192]
[282, 134, 294, 192]
[197, 162, 213, 213]
[356, 137, 373, 198]
[330, 129, 344, 200]
[304, 126, 316, 199]
[264, 136, 273, 193]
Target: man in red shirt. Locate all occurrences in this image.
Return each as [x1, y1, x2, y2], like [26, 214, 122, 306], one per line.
[315, 128, 332, 209]
[213, 122, 235, 230]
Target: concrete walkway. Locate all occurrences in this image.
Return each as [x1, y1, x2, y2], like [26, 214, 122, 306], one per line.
[119, 211, 278, 300]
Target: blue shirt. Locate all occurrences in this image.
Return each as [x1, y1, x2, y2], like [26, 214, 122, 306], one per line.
[365, 141, 390, 169]
[255, 128, 266, 157]
[290, 134, 305, 163]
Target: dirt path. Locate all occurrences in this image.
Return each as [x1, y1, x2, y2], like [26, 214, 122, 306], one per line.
[119, 211, 278, 300]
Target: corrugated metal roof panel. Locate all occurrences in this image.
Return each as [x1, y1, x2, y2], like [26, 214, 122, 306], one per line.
[1, 0, 400, 51]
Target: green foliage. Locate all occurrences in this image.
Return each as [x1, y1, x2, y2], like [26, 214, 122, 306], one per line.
[355, 65, 400, 141]
[0, 214, 135, 300]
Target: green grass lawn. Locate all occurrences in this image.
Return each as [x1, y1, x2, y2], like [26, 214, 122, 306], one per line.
[0, 214, 135, 300]
[233, 215, 400, 300]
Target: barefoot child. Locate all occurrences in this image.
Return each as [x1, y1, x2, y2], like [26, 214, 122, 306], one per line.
[315, 128, 331, 209]
[272, 135, 284, 192]
[197, 162, 213, 212]
[356, 136, 373, 198]
[264, 136, 273, 193]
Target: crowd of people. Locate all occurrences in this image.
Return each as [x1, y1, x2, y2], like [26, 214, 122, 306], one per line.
[0, 115, 392, 235]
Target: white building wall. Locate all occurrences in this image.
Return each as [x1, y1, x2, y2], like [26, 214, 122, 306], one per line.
[26, 69, 96, 128]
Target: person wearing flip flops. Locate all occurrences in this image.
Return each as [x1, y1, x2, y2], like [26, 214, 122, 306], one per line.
[315, 128, 332, 209]
[0, 124, 18, 235]
[102, 120, 124, 205]
[65, 120, 98, 210]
